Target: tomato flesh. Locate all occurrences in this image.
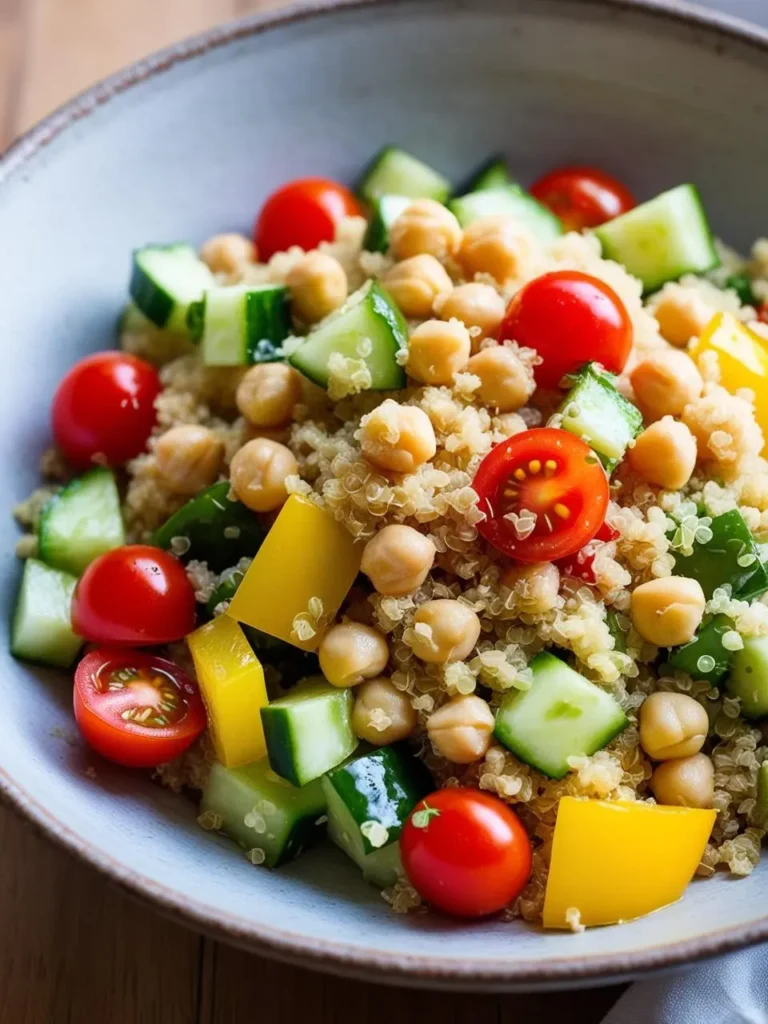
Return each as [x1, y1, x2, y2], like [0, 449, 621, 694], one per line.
[71, 545, 197, 646]
[400, 788, 532, 918]
[473, 428, 609, 563]
[530, 165, 635, 232]
[74, 649, 206, 767]
[254, 177, 364, 260]
[557, 521, 620, 584]
[52, 352, 161, 468]
[499, 270, 633, 390]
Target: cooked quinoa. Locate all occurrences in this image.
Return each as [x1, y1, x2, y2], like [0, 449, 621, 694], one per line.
[15, 177, 768, 926]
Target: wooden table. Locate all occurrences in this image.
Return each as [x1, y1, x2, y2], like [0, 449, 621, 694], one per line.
[0, 2, 624, 1019]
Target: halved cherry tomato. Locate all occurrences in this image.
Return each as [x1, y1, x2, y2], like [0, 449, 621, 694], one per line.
[400, 788, 532, 918]
[74, 648, 206, 768]
[473, 428, 609, 563]
[530, 165, 635, 232]
[499, 270, 633, 390]
[71, 545, 196, 646]
[557, 521, 620, 585]
[254, 177, 364, 260]
[52, 352, 161, 468]
[758, 302, 768, 325]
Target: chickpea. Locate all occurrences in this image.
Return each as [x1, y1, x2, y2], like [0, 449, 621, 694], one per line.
[651, 284, 713, 347]
[457, 215, 529, 283]
[640, 692, 709, 761]
[502, 561, 560, 615]
[154, 425, 224, 496]
[434, 282, 505, 341]
[390, 199, 462, 262]
[236, 363, 302, 428]
[361, 525, 436, 596]
[427, 695, 495, 764]
[650, 752, 715, 809]
[382, 255, 453, 319]
[631, 576, 705, 648]
[352, 677, 416, 745]
[359, 399, 436, 474]
[628, 418, 698, 490]
[287, 251, 348, 323]
[406, 318, 471, 385]
[408, 599, 481, 664]
[318, 622, 389, 688]
[630, 350, 704, 421]
[200, 233, 255, 275]
[467, 345, 533, 412]
[229, 437, 297, 512]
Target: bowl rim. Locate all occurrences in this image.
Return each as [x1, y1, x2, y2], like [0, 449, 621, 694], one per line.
[3, 0, 768, 989]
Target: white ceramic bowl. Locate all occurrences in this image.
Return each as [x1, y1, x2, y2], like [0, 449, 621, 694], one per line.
[2, 0, 768, 991]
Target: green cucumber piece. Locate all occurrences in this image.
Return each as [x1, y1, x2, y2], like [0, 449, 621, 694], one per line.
[261, 678, 358, 786]
[189, 284, 290, 366]
[200, 759, 326, 867]
[152, 481, 266, 572]
[726, 635, 768, 718]
[458, 155, 512, 194]
[322, 745, 432, 888]
[130, 244, 214, 332]
[726, 274, 757, 308]
[362, 195, 413, 253]
[357, 147, 450, 205]
[448, 185, 562, 244]
[494, 652, 628, 779]
[38, 468, 124, 576]
[755, 762, 768, 827]
[594, 184, 719, 294]
[559, 363, 643, 471]
[11, 559, 82, 668]
[672, 508, 768, 601]
[667, 615, 733, 685]
[288, 281, 407, 391]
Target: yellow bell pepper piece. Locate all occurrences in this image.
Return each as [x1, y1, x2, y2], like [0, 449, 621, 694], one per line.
[690, 312, 768, 448]
[187, 615, 268, 768]
[227, 494, 362, 652]
[543, 797, 716, 929]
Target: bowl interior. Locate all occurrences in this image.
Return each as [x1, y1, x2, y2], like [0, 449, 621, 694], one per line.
[2, 0, 768, 990]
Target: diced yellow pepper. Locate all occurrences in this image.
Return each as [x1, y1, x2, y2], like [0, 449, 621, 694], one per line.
[187, 615, 268, 768]
[227, 494, 362, 652]
[690, 312, 768, 449]
[542, 797, 716, 930]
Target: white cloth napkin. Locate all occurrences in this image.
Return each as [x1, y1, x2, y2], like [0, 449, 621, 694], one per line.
[601, 944, 768, 1023]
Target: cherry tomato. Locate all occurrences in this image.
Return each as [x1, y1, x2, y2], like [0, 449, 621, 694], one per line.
[72, 545, 196, 645]
[254, 177, 364, 260]
[758, 302, 768, 325]
[499, 270, 633, 390]
[52, 352, 161, 468]
[557, 521, 619, 585]
[473, 428, 609, 563]
[74, 648, 206, 768]
[400, 788, 532, 918]
[530, 165, 635, 232]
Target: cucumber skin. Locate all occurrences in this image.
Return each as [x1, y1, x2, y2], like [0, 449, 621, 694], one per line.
[726, 636, 768, 719]
[458, 155, 512, 195]
[667, 615, 733, 685]
[559, 363, 643, 472]
[130, 253, 173, 328]
[37, 468, 124, 577]
[324, 745, 432, 855]
[244, 288, 291, 362]
[11, 559, 83, 669]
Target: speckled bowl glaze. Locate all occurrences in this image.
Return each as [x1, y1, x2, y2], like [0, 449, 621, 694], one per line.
[2, 0, 768, 992]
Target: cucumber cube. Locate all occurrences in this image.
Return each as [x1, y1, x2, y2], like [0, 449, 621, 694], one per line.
[130, 244, 214, 333]
[357, 147, 450, 205]
[457, 155, 512, 194]
[449, 185, 562, 244]
[38, 467, 124, 576]
[671, 508, 768, 601]
[200, 759, 326, 867]
[494, 652, 628, 779]
[667, 615, 734, 685]
[726, 635, 768, 719]
[261, 679, 358, 786]
[363, 195, 412, 253]
[11, 559, 83, 669]
[559, 363, 643, 471]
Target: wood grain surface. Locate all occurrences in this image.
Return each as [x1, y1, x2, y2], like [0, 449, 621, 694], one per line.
[0, 3, 624, 1020]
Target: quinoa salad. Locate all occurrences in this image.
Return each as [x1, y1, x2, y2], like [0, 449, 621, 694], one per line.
[12, 149, 768, 930]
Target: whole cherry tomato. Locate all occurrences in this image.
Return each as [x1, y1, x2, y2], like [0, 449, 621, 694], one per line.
[74, 648, 206, 768]
[71, 545, 196, 645]
[499, 270, 633, 390]
[530, 165, 635, 231]
[52, 351, 161, 468]
[254, 177, 364, 260]
[472, 428, 609, 563]
[401, 788, 532, 918]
